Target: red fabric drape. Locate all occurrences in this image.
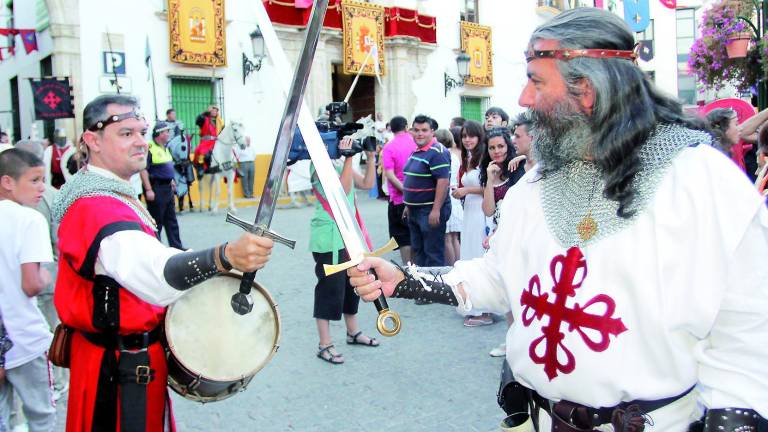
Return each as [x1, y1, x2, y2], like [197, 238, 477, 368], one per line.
[262, 0, 436, 44]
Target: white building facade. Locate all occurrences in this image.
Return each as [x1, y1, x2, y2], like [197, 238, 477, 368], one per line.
[0, 0, 704, 192]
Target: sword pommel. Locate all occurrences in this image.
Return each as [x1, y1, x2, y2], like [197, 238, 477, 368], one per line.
[226, 212, 296, 249]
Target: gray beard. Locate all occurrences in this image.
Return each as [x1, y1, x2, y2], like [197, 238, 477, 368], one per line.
[529, 104, 593, 176]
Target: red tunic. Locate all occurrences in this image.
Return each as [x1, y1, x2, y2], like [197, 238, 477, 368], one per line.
[54, 196, 172, 432]
[193, 116, 217, 167]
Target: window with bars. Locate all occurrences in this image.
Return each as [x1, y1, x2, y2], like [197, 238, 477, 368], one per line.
[460, 0, 479, 23]
[169, 77, 224, 151]
[460, 96, 488, 122]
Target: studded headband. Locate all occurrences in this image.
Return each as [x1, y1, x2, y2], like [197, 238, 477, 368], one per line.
[86, 110, 145, 132]
[525, 48, 638, 63]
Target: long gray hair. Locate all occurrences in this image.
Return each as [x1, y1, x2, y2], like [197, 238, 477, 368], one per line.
[530, 8, 704, 217]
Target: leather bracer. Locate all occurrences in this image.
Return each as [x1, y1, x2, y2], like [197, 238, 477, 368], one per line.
[391, 262, 459, 306]
[163, 243, 232, 291]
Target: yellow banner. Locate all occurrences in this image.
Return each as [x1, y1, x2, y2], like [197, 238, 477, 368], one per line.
[460, 21, 493, 87]
[168, 0, 227, 66]
[342, 0, 385, 76]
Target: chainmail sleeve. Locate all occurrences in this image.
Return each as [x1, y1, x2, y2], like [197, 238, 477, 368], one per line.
[391, 262, 459, 306]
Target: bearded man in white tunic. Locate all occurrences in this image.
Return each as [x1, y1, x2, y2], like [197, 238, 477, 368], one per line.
[348, 7, 768, 432]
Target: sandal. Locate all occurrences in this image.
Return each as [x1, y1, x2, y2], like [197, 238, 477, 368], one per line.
[346, 331, 380, 347]
[317, 344, 344, 365]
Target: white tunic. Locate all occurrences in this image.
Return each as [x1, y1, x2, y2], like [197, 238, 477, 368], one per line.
[444, 145, 768, 423]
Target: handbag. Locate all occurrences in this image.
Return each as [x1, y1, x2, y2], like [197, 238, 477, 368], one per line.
[48, 323, 74, 368]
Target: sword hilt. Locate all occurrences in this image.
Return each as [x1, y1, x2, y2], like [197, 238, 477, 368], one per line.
[322, 237, 398, 276]
[330, 238, 402, 337]
[226, 213, 296, 249]
[226, 212, 296, 315]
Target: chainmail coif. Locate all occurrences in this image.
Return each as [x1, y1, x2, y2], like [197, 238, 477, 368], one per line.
[540, 123, 713, 248]
[52, 167, 155, 229]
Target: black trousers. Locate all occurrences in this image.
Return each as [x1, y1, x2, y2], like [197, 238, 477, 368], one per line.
[146, 181, 183, 249]
[312, 249, 360, 320]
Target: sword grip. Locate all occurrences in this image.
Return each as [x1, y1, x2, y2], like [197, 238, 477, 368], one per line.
[239, 270, 257, 294]
[231, 270, 258, 315]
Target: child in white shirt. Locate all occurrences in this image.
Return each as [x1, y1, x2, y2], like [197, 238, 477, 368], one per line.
[0, 148, 56, 432]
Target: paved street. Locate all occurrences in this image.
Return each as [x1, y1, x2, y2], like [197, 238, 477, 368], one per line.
[55, 194, 509, 431]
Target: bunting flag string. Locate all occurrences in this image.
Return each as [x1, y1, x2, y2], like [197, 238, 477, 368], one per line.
[0, 28, 38, 61]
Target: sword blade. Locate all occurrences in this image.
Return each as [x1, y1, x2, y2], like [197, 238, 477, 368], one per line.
[252, 0, 328, 229]
[254, 2, 368, 263]
[231, 0, 328, 315]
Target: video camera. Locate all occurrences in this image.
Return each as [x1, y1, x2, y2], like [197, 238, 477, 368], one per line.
[288, 101, 377, 164]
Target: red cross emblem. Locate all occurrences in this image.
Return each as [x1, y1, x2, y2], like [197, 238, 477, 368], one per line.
[520, 247, 627, 381]
[43, 91, 61, 109]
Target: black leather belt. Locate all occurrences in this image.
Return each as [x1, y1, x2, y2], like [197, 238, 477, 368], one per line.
[82, 326, 162, 351]
[533, 386, 693, 430]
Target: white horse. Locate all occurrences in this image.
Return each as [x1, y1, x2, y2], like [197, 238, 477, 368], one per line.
[198, 121, 246, 213]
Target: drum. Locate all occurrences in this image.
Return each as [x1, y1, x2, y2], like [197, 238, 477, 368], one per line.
[165, 273, 280, 402]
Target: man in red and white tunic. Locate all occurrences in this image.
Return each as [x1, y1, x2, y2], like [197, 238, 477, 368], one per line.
[349, 8, 768, 432]
[52, 95, 273, 432]
[193, 105, 222, 172]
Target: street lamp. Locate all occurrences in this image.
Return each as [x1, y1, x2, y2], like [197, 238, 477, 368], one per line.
[736, 1, 768, 109]
[242, 27, 267, 85]
[444, 52, 471, 97]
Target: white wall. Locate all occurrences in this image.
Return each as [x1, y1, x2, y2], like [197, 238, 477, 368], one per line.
[0, 3, 54, 139]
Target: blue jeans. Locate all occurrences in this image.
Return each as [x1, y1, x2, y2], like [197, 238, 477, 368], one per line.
[407, 204, 450, 266]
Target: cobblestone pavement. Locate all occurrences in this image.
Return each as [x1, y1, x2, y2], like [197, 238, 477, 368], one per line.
[54, 195, 509, 431]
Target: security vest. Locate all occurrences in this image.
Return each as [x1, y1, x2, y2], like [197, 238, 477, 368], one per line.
[147, 140, 176, 181]
[148, 140, 173, 165]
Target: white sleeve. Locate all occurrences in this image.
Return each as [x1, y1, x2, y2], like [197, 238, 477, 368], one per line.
[95, 230, 186, 306]
[442, 238, 509, 315]
[696, 205, 768, 417]
[19, 211, 53, 265]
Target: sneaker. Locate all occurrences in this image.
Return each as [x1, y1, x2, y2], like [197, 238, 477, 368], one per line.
[489, 343, 506, 357]
[463, 314, 494, 327]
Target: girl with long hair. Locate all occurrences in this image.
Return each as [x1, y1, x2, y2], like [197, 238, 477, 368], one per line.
[436, 128, 462, 266]
[451, 120, 492, 326]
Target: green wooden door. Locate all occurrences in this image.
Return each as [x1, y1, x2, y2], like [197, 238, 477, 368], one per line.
[170, 78, 214, 151]
[460, 96, 484, 122]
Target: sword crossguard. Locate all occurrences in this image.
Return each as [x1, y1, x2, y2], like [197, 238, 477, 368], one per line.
[226, 212, 296, 249]
[322, 238, 399, 276]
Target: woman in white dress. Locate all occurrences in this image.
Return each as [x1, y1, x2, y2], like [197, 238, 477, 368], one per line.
[451, 120, 493, 327]
[436, 128, 463, 266]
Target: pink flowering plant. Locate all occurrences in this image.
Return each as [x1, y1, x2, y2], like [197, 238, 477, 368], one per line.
[688, 0, 757, 91]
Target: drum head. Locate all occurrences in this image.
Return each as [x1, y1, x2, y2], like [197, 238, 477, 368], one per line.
[165, 274, 280, 381]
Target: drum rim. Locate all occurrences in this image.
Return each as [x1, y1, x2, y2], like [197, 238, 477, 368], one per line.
[165, 272, 282, 382]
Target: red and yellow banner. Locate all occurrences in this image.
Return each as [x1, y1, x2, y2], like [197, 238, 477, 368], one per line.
[342, 0, 385, 76]
[460, 21, 493, 87]
[168, 0, 227, 66]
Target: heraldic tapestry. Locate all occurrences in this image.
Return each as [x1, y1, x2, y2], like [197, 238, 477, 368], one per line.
[168, 0, 226, 66]
[460, 21, 493, 87]
[342, 0, 386, 76]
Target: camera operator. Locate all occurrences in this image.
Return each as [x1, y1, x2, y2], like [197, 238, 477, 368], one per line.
[289, 102, 378, 164]
[309, 136, 379, 365]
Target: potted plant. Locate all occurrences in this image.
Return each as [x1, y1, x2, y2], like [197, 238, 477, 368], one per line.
[688, 0, 758, 91]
